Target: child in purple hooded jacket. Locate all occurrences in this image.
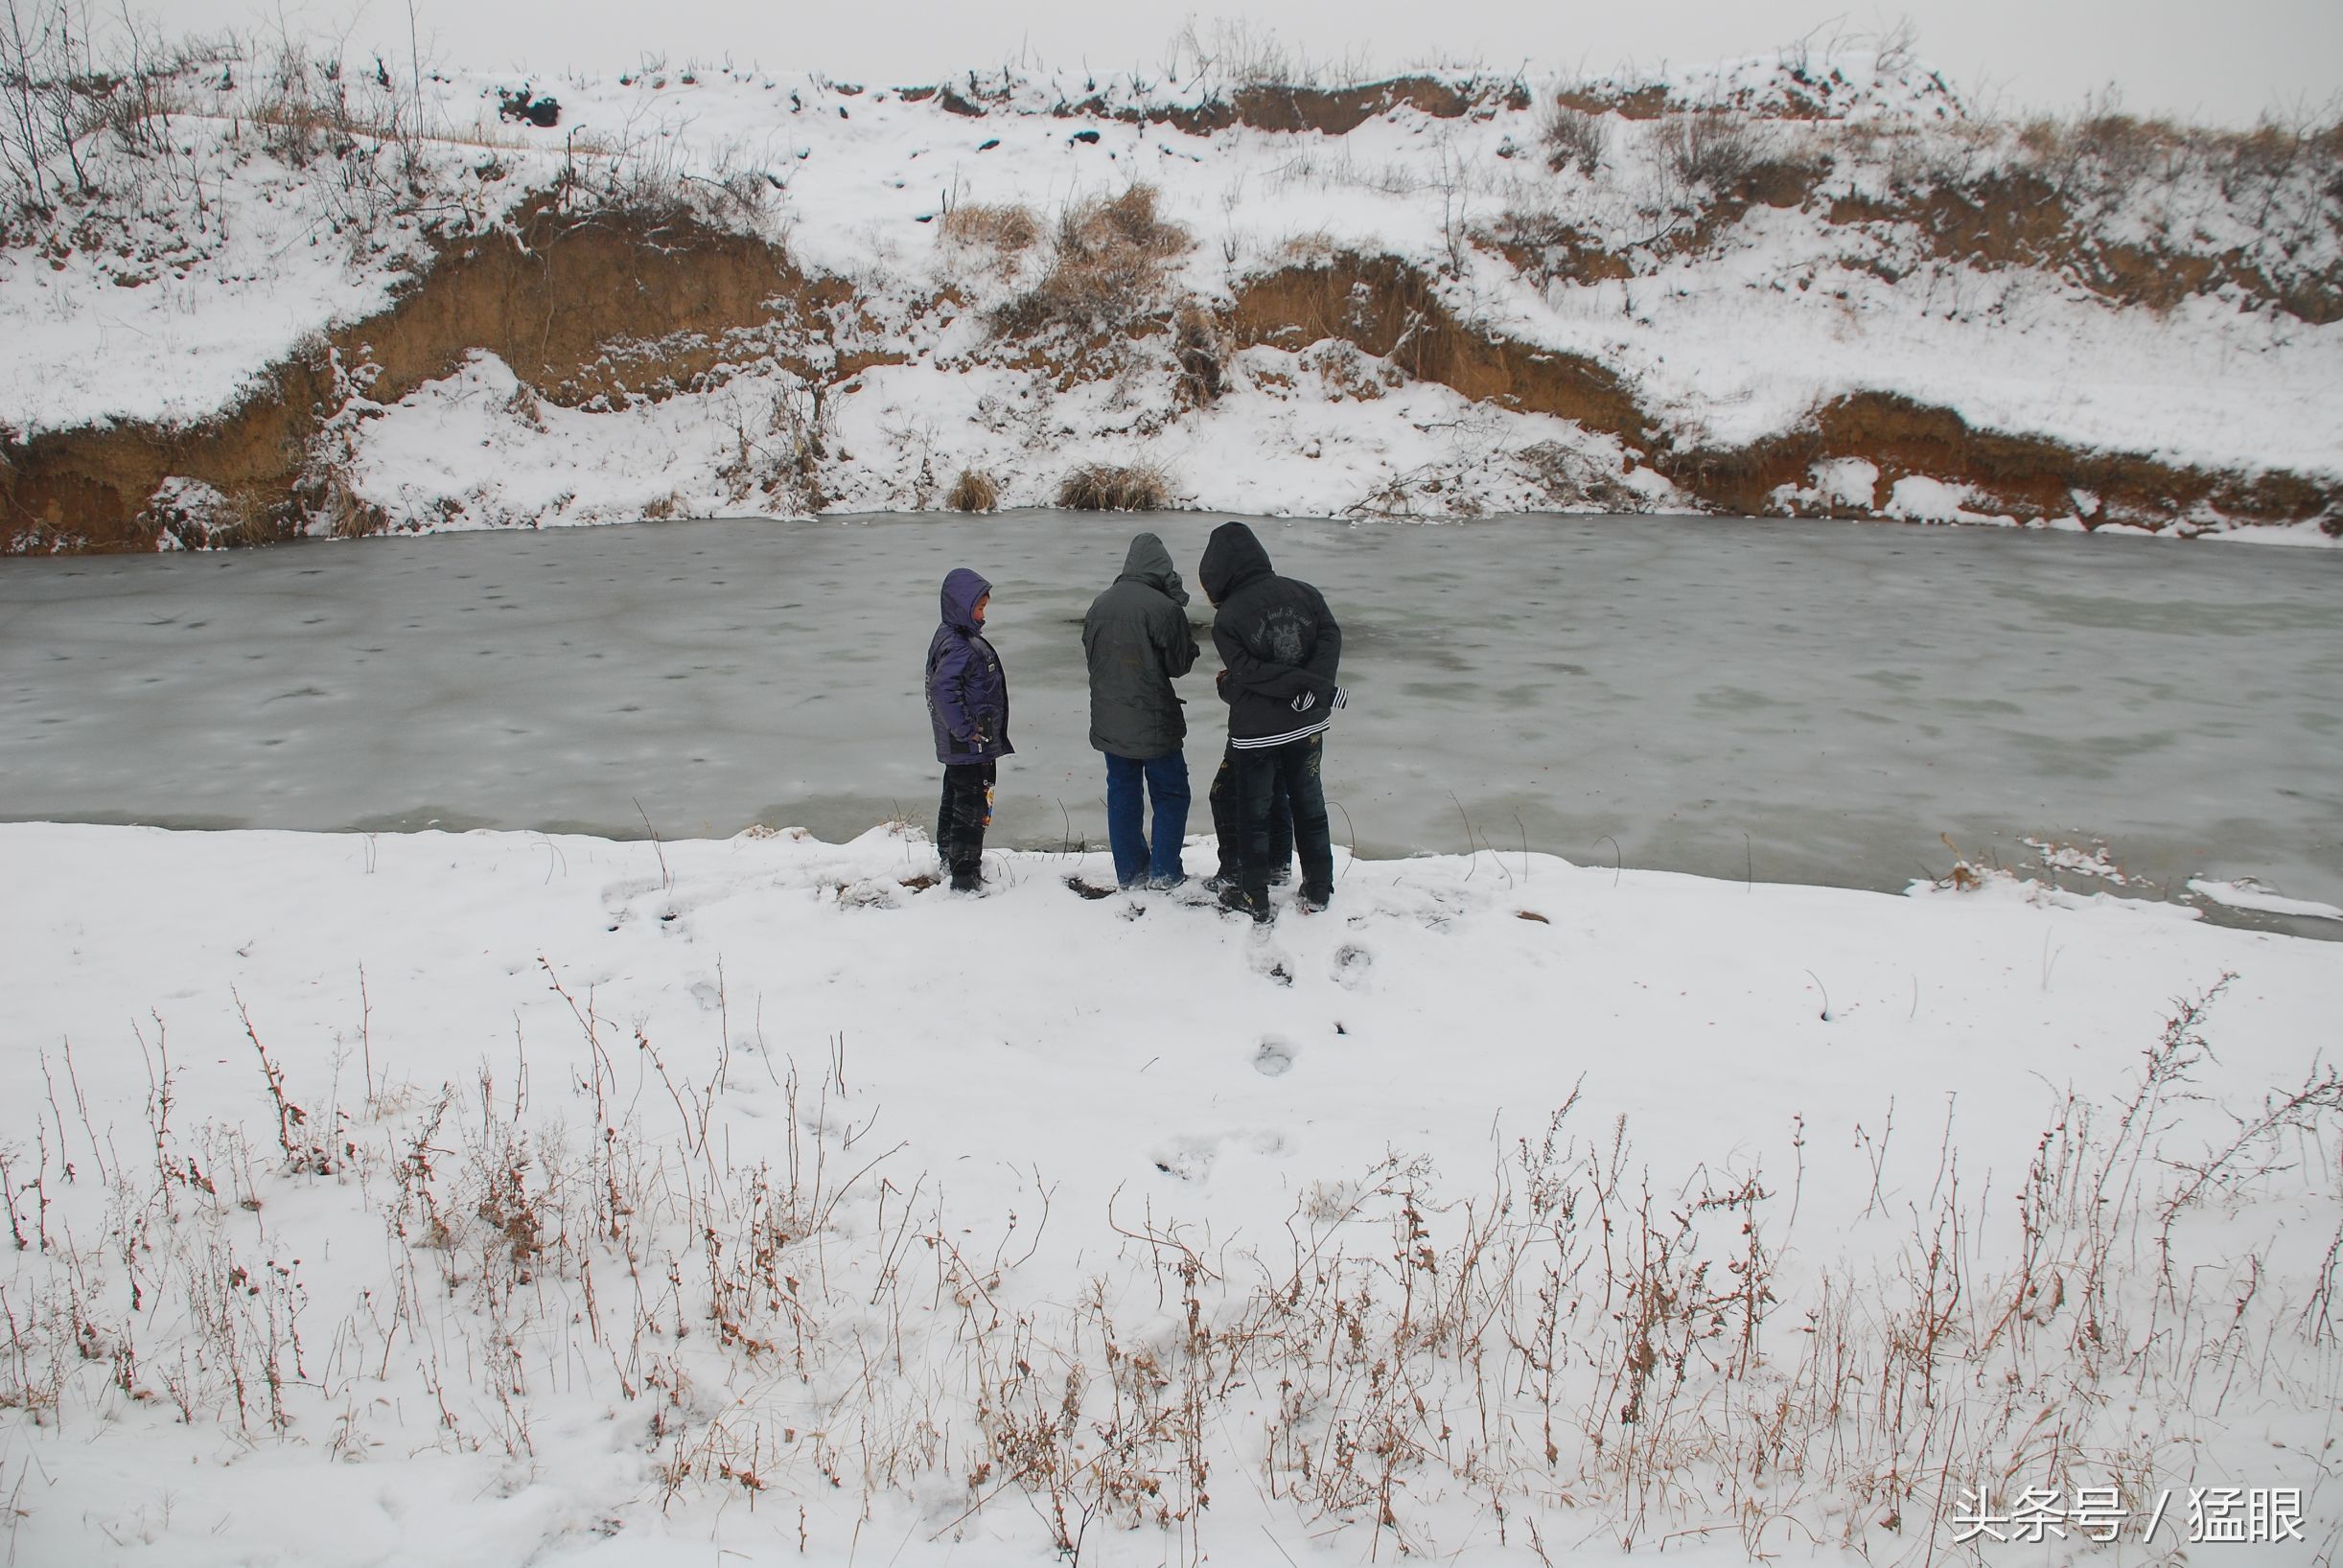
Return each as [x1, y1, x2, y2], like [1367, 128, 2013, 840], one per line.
[924, 566, 1013, 890]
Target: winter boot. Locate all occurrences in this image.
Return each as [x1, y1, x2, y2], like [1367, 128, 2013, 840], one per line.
[1218, 880, 1273, 924]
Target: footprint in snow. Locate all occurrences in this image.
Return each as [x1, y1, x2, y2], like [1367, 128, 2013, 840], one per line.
[1253, 1037, 1296, 1076]
[1246, 942, 1293, 986]
[1151, 1137, 1218, 1182]
[1333, 943, 1374, 991]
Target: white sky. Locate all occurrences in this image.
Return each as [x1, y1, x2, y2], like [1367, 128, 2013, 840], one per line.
[157, 0, 2337, 127]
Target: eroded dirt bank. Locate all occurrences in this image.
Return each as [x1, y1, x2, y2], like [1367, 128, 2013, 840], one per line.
[3, 216, 2335, 551]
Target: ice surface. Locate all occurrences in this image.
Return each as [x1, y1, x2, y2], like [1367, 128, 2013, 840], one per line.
[4, 510, 2337, 927]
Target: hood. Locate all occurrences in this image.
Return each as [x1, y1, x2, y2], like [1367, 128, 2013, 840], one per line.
[940, 566, 992, 632]
[1116, 532, 1189, 607]
[1197, 520, 1272, 605]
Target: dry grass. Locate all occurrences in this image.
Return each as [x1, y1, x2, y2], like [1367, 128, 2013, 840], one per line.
[0, 970, 2334, 1562]
[945, 467, 1000, 512]
[1056, 460, 1170, 510]
[988, 184, 1191, 340]
[1664, 112, 1769, 192]
[940, 201, 1041, 256]
[1541, 102, 1608, 176]
[1172, 303, 1224, 405]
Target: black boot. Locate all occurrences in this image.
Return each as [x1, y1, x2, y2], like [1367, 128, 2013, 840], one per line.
[1218, 879, 1273, 923]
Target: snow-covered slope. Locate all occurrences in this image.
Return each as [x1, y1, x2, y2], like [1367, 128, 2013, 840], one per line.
[2, 43, 2337, 541]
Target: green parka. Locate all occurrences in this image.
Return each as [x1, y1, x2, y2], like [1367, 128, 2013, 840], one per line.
[1080, 533, 1200, 759]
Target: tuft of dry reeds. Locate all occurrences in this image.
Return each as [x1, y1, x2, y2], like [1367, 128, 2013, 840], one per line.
[1056, 460, 1170, 511]
[945, 467, 1000, 512]
[939, 201, 1040, 256]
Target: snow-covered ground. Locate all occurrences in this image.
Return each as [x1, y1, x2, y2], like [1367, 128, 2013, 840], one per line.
[2, 42, 2335, 534]
[4, 819, 2339, 1563]
[7, 29, 2340, 1567]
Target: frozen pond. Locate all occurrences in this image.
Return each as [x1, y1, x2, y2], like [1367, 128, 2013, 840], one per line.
[5, 511, 2339, 934]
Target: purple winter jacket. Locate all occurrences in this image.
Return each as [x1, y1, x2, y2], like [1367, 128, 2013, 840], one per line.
[925, 567, 1014, 765]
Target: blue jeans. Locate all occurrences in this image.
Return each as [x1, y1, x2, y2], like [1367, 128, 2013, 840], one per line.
[1103, 751, 1191, 887]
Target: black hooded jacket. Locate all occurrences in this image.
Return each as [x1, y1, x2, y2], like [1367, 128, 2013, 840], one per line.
[1197, 520, 1345, 749]
[1081, 532, 1199, 758]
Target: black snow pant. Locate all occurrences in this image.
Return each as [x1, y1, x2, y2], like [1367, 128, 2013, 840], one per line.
[937, 761, 996, 887]
[1209, 746, 1291, 881]
[1225, 734, 1331, 917]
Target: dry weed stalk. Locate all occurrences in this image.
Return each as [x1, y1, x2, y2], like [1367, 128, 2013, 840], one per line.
[2, 975, 2336, 1560]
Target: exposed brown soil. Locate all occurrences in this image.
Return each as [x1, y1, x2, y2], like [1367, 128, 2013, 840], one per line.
[1229, 256, 1651, 450]
[1232, 255, 2336, 532]
[4, 229, 2335, 552]
[1, 207, 877, 550]
[1826, 173, 2343, 323]
[1678, 392, 2336, 529]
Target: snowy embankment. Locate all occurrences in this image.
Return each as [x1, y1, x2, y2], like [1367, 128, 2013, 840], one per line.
[2, 35, 2337, 545]
[5, 819, 2340, 1564]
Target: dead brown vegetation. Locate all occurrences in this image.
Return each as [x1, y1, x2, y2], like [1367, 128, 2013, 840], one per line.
[1665, 113, 1770, 191]
[987, 184, 1190, 341]
[1025, 75, 1517, 138]
[1056, 461, 1169, 511]
[7, 972, 2329, 1559]
[945, 468, 1000, 512]
[1540, 102, 1607, 175]
[938, 201, 1040, 258]
[1172, 304, 1225, 405]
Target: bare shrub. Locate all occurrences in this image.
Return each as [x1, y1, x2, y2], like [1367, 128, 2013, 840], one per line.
[1664, 112, 1767, 192]
[1519, 441, 1638, 510]
[2070, 110, 2178, 184]
[556, 127, 783, 235]
[1872, 15, 1921, 75]
[1486, 207, 1631, 291]
[715, 380, 832, 513]
[2013, 103, 2184, 200]
[254, 40, 352, 169]
[1541, 101, 1607, 176]
[136, 475, 257, 549]
[1304, 338, 1399, 402]
[945, 468, 1000, 512]
[989, 183, 1191, 340]
[0, 0, 103, 212]
[1056, 460, 1170, 511]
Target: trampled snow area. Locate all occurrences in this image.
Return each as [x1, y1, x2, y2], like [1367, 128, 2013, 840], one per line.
[3, 45, 2336, 531]
[5, 819, 2341, 1564]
